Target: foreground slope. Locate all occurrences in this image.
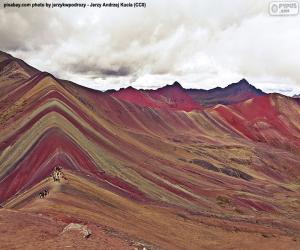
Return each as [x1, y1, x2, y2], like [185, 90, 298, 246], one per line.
[3, 170, 300, 250]
[0, 51, 300, 249]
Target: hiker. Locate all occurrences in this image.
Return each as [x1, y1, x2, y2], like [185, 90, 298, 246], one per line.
[56, 171, 61, 182]
[52, 170, 60, 182]
[39, 189, 49, 199]
[44, 189, 49, 196]
[51, 172, 57, 182]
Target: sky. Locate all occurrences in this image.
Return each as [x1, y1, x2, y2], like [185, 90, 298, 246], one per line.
[1, 0, 300, 95]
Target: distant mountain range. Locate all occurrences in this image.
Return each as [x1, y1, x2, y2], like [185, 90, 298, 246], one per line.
[1, 50, 300, 249]
[0, 51, 270, 111]
[107, 78, 266, 110]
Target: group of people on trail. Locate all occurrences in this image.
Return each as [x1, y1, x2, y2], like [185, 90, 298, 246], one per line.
[39, 189, 49, 199]
[38, 167, 68, 199]
[51, 166, 67, 182]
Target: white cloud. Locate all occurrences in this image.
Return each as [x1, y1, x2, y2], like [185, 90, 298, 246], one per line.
[1, 0, 300, 95]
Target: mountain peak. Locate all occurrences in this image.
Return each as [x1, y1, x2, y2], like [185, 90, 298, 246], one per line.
[172, 81, 182, 88]
[0, 51, 13, 63]
[229, 78, 251, 88]
[227, 78, 263, 93]
[124, 86, 136, 91]
[160, 81, 183, 90]
[0, 50, 12, 57]
[186, 78, 265, 107]
[237, 78, 250, 85]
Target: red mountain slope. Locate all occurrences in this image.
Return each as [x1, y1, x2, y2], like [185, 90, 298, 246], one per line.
[211, 94, 300, 150]
[111, 82, 202, 111]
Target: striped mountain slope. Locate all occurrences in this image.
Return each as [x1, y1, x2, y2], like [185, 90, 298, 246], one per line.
[0, 51, 300, 249]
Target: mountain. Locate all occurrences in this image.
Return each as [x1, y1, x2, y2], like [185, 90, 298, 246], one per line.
[0, 52, 300, 249]
[110, 81, 202, 111]
[110, 78, 266, 110]
[0, 51, 39, 100]
[0, 51, 13, 62]
[186, 78, 266, 107]
[293, 94, 300, 98]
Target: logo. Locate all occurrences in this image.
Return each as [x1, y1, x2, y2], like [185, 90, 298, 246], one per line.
[269, 1, 299, 15]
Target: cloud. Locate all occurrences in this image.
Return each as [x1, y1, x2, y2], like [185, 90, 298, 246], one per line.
[67, 61, 133, 78]
[1, 0, 300, 95]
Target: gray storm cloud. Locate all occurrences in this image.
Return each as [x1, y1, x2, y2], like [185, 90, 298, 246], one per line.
[0, 0, 300, 95]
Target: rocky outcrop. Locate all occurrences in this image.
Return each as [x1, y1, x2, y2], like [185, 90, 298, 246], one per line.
[62, 223, 92, 238]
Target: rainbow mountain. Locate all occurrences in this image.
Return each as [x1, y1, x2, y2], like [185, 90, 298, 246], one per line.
[0, 51, 300, 249]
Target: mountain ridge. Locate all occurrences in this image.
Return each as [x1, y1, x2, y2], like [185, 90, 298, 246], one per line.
[1, 51, 268, 110]
[108, 78, 266, 110]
